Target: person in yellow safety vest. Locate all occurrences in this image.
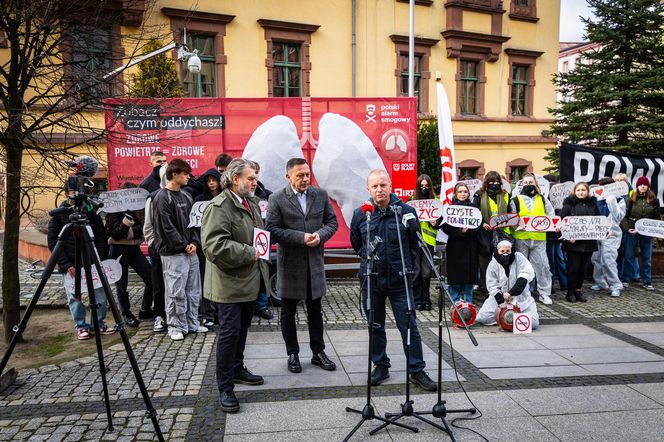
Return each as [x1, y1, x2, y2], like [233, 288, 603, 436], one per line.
[472, 171, 512, 297]
[411, 174, 438, 311]
[509, 173, 556, 305]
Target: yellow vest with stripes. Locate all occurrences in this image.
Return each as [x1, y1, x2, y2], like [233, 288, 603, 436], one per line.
[512, 194, 546, 241]
[489, 193, 511, 235]
[420, 219, 438, 246]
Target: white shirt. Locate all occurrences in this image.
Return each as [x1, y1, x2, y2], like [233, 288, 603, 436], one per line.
[291, 185, 307, 213]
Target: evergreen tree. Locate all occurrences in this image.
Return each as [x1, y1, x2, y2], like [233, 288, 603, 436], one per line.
[417, 117, 441, 190]
[131, 39, 184, 98]
[547, 0, 664, 169]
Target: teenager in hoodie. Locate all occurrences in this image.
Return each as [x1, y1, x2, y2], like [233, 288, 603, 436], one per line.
[139, 151, 167, 193]
[477, 240, 539, 329]
[560, 182, 600, 303]
[590, 177, 627, 297]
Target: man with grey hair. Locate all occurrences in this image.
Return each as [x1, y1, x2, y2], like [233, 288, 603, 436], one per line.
[201, 158, 269, 413]
[349, 169, 436, 391]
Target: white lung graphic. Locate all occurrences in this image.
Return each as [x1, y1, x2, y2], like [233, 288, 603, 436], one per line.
[313, 113, 386, 226]
[242, 115, 305, 192]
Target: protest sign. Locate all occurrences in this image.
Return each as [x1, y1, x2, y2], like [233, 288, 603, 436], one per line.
[64, 258, 123, 295]
[519, 215, 561, 232]
[513, 313, 532, 334]
[253, 228, 271, 261]
[548, 182, 575, 210]
[458, 179, 483, 198]
[511, 175, 550, 198]
[406, 198, 445, 222]
[188, 201, 212, 228]
[259, 200, 269, 219]
[591, 181, 629, 200]
[443, 205, 482, 228]
[560, 216, 612, 240]
[635, 219, 664, 239]
[98, 187, 149, 213]
[488, 213, 520, 229]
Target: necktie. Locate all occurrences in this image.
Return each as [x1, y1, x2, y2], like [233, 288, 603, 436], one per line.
[241, 198, 250, 211]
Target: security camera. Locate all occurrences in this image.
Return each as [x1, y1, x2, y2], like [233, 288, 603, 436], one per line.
[187, 53, 201, 74]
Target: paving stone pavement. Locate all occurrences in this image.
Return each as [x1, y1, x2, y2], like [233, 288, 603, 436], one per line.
[1, 256, 664, 441]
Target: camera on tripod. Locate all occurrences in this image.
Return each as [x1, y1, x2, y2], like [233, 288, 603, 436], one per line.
[52, 156, 104, 218]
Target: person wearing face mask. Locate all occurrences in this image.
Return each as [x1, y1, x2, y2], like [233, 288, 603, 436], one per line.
[476, 240, 539, 329]
[473, 171, 512, 296]
[509, 173, 555, 305]
[590, 177, 627, 297]
[560, 182, 600, 302]
[620, 176, 660, 290]
[411, 174, 438, 310]
[442, 183, 480, 304]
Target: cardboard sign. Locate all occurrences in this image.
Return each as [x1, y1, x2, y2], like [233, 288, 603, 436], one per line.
[513, 313, 533, 334]
[253, 228, 271, 261]
[98, 188, 149, 213]
[258, 200, 269, 220]
[188, 201, 212, 228]
[512, 175, 551, 198]
[64, 258, 123, 295]
[406, 198, 445, 222]
[443, 205, 482, 228]
[489, 213, 520, 229]
[458, 179, 483, 198]
[635, 219, 664, 239]
[548, 181, 575, 210]
[591, 181, 629, 200]
[560, 216, 612, 240]
[519, 215, 562, 232]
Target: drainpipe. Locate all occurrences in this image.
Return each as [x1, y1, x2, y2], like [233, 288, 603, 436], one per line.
[352, 0, 356, 97]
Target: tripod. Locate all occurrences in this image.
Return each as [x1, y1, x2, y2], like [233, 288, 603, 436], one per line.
[343, 206, 417, 442]
[0, 206, 164, 441]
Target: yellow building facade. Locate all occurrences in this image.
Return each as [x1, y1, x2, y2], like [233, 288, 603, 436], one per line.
[6, 0, 560, 212]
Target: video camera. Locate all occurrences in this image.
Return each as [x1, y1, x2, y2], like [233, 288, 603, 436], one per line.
[50, 156, 104, 218]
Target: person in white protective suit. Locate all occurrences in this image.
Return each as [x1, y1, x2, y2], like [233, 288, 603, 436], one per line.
[509, 173, 556, 305]
[477, 240, 540, 329]
[590, 177, 627, 297]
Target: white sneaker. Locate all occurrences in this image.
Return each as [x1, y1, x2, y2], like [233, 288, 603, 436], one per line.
[540, 294, 553, 305]
[169, 330, 184, 341]
[153, 316, 165, 332]
[195, 326, 209, 333]
[610, 289, 621, 297]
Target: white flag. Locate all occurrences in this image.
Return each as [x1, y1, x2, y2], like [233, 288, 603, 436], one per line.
[436, 82, 456, 206]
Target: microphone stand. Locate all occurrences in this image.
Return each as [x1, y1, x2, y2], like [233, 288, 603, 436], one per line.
[343, 208, 417, 441]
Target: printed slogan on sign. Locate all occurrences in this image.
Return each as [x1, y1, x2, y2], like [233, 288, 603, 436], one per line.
[560, 216, 612, 240]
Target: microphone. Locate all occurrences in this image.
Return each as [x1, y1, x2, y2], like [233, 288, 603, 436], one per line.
[362, 201, 374, 222]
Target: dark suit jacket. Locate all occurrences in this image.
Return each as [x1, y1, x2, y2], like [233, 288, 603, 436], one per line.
[266, 185, 338, 300]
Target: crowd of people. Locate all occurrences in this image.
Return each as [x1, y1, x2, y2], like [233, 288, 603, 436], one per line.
[46, 156, 660, 412]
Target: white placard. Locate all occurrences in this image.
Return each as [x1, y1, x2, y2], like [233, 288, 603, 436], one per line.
[259, 200, 269, 220]
[511, 175, 551, 198]
[518, 215, 562, 232]
[443, 205, 482, 228]
[98, 188, 149, 213]
[458, 179, 483, 198]
[253, 227, 271, 261]
[488, 213, 520, 229]
[64, 258, 123, 295]
[560, 216, 612, 240]
[591, 181, 629, 200]
[188, 201, 212, 228]
[635, 219, 664, 239]
[406, 199, 445, 222]
[548, 182, 575, 210]
[513, 313, 533, 334]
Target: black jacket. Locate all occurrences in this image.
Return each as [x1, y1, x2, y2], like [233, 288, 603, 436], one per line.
[442, 198, 480, 285]
[139, 166, 162, 193]
[106, 208, 145, 246]
[151, 188, 198, 255]
[47, 201, 109, 272]
[560, 195, 600, 252]
[194, 168, 222, 203]
[350, 194, 419, 291]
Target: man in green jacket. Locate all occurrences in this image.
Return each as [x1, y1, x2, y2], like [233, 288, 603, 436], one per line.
[201, 158, 270, 413]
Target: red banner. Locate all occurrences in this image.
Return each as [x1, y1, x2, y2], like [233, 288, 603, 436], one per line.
[104, 97, 417, 248]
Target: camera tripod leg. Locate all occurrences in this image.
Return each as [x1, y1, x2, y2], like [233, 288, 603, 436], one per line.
[0, 225, 72, 377]
[83, 228, 165, 441]
[80, 236, 114, 432]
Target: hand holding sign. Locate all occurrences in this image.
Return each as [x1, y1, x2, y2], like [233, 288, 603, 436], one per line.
[98, 188, 149, 213]
[519, 215, 562, 232]
[64, 258, 123, 294]
[635, 219, 664, 239]
[488, 213, 520, 229]
[591, 181, 629, 200]
[443, 205, 482, 228]
[406, 199, 444, 222]
[560, 216, 612, 240]
[253, 228, 270, 261]
[548, 182, 575, 210]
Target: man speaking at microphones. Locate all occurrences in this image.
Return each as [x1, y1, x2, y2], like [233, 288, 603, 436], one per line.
[349, 169, 436, 391]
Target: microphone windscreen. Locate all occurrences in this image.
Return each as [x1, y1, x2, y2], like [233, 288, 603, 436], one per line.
[362, 201, 375, 215]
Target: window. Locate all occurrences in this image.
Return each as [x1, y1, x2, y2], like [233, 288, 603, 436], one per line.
[459, 168, 478, 179]
[511, 65, 529, 116]
[505, 158, 533, 182]
[71, 26, 114, 100]
[510, 0, 538, 22]
[514, 0, 530, 5]
[510, 166, 527, 182]
[457, 159, 485, 179]
[272, 42, 302, 97]
[182, 34, 216, 97]
[562, 61, 569, 73]
[459, 60, 478, 114]
[399, 54, 423, 111]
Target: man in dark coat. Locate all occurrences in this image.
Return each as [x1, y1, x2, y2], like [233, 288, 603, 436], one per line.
[266, 158, 339, 374]
[349, 169, 436, 391]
